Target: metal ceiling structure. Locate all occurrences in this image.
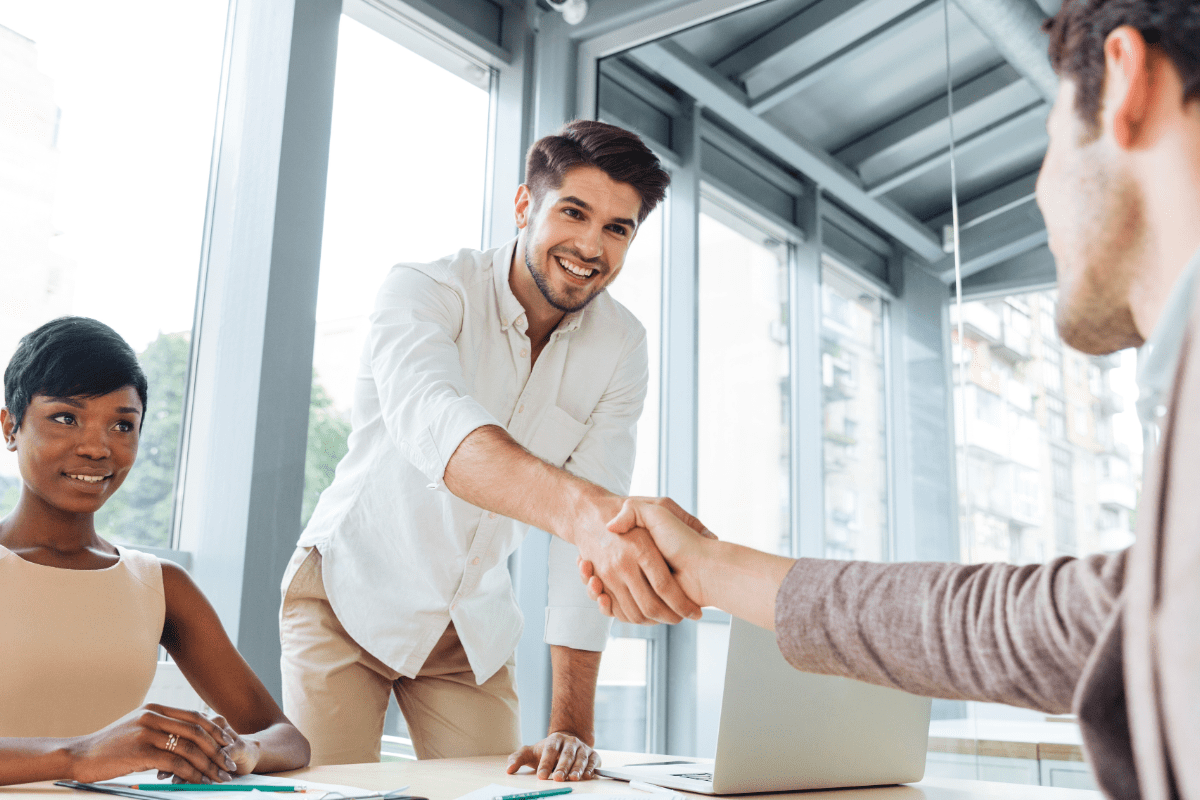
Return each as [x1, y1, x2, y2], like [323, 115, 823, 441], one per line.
[587, 0, 1063, 295]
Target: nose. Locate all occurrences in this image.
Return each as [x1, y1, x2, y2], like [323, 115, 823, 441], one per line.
[574, 223, 604, 261]
[75, 424, 112, 459]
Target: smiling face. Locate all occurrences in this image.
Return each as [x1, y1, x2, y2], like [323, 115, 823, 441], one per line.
[515, 165, 643, 314]
[1036, 79, 1145, 354]
[2, 388, 143, 516]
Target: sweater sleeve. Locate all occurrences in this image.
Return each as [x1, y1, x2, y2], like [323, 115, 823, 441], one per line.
[774, 551, 1126, 714]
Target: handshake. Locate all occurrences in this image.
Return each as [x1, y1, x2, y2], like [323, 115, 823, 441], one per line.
[570, 496, 720, 626]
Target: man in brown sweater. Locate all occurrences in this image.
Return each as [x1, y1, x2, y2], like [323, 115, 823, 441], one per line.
[581, 1, 1200, 798]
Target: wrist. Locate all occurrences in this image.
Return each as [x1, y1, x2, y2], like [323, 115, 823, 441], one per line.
[62, 736, 88, 780]
[556, 480, 617, 547]
[547, 728, 595, 747]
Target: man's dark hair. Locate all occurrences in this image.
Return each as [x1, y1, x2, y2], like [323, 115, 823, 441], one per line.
[524, 120, 670, 225]
[3, 316, 148, 431]
[1045, 0, 1200, 131]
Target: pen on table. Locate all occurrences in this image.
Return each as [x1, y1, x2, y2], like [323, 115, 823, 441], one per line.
[492, 788, 574, 800]
[125, 786, 309, 792]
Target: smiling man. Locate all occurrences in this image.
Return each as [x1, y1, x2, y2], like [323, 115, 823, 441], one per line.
[278, 121, 694, 776]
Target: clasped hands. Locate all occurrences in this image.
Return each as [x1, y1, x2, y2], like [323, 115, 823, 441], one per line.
[66, 704, 261, 784]
[572, 495, 716, 625]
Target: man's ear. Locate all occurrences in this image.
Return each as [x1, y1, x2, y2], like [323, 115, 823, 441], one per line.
[1, 408, 17, 452]
[514, 183, 533, 229]
[1103, 25, 1152, 150]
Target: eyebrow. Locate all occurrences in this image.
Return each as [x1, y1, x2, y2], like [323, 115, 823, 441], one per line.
[560, 195, 637, 232]
[42, 396, 143, 416]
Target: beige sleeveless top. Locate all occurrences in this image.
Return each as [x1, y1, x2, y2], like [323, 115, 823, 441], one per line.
[0, 544, 165, 737]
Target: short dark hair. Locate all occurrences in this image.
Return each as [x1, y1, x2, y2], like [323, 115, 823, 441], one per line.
[524, 120, 670, 225]
[3, 317, 148, 431]
[1045, 0, 1200, 132]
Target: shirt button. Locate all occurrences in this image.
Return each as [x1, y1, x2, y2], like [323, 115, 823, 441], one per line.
[472, 557, 481, 565]
[520, 348, 528, 358]
[488, 512, 496, 519]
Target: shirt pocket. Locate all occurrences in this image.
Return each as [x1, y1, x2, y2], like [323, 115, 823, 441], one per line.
[525, 404, 592, 468]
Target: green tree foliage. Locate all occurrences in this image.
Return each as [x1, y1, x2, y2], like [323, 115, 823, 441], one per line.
[95, 332, 190, 547]
[303, 377, 351, 528]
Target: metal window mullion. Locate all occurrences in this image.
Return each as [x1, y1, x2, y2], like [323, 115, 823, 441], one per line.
[661, 100, 701, 757]
[791, 190, 825, 559]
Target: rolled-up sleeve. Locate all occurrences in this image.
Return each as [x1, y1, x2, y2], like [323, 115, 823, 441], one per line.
[543, 326, 649, 651]
[370, 265, 502, 486]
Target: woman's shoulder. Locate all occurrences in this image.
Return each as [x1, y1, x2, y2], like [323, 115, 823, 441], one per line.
[114, 545, 165, 597]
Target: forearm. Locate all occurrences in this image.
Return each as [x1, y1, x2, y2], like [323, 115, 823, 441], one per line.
[240, 722, 309, 774]
[693, 540, 795, 631]
[444, 425, 612, 543]
[773, 554, 1124, 713]
[548, 646, 600, 745]
[0, 737, 77, 784]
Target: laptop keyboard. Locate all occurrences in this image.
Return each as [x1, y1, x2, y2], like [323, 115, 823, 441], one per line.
[672, 773, 714, 782]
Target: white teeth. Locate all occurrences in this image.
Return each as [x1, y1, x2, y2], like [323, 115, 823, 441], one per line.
[557, 256, 595, 279]
[67, 474, 106, 483]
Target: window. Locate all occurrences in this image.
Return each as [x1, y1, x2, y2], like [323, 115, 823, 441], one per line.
[0, 4, 228, 547]
[955, 290, 1141, 565]
[301, 15, 491, 528]
[595, 634, 652, 751]
[696, 211, 790, 555]
[606, 204, 665, 496]
[820, 259, 889, 561]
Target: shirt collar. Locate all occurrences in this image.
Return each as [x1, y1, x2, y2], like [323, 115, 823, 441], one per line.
[492, 238, 587, 336]
[1135, 244, 1200, 429]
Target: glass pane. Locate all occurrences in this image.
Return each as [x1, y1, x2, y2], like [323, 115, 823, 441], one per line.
[951, 291, 1142, 564]
[594, 637, 650, 752]
[820, 259, 889, 561]
[0, 3, 227, 546]
[697, 213, 789, 554]
[935, 289, 1139, 791]
[302, 16, 490, 526]
[606, 205, 664, 497]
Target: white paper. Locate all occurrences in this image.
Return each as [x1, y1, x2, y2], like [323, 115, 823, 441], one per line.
[452, 782, 669, 800]
[99, 769, 389, 799]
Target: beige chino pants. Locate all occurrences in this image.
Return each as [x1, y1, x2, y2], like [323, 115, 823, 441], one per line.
[279, 547, 521, 766]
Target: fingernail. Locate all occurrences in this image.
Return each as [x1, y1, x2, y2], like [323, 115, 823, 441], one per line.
[219, 770, 231, 782]
[223, 732, 233, 745]
[202, 777, 213, 785]
[225, 755, 236, 770]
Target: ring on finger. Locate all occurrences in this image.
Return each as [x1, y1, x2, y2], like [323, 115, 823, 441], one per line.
[165, 733, 180, 752]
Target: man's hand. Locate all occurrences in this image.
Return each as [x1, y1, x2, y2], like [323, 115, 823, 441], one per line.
[506, 732, 600, 781]
[579, 497, 717, 621]
[567, 491, 702, 625]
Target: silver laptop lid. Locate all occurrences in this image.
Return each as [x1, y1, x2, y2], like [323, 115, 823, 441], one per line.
[711, 617, 932, 793]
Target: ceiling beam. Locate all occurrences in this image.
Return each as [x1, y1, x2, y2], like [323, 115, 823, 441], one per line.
[951, 0, 1057, 103]
[574, 0, 772, 120]
[927, 169, 1039, 231]
[712, 0, 875, 84]
[632, 40, 945, 261]
[936, 195, 1046, 282]
[748, 0, 940, 115]
[836, 63, 1035, 183]
[960, 245, 1057, 299]
[865, 101, 1046, 197]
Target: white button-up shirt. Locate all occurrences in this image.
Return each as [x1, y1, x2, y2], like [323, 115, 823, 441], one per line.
[297, 239, 647, 683]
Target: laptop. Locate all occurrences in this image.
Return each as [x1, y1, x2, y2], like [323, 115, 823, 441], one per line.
[597, 617, 932, 794]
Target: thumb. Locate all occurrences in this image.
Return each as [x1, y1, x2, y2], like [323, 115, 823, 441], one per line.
[606, 499, 639, 534]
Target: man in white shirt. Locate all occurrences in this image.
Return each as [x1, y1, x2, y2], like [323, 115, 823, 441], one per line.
[279, 120, 699, 776]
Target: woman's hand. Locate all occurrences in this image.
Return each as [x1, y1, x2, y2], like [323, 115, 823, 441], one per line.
[579, 497, 717, 620]
[68, 704, 236, 783]
[210, 716, 263, 776]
